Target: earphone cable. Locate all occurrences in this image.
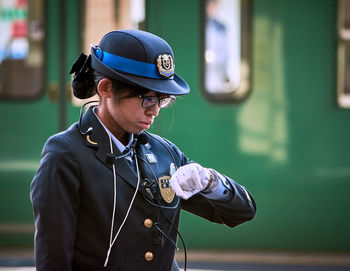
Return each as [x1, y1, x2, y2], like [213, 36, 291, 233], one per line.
[135, 154, 187, 270]
[78, 100, 98, 135]
[104, 136, 141, 267]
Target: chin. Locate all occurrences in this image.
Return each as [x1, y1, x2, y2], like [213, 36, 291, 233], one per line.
[129, 128, 144, 134]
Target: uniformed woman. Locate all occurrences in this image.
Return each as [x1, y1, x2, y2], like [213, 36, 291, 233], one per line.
[30, 29, 256, 271]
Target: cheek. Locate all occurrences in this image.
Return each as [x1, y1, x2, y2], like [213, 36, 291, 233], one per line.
[117, 101, 142, 122]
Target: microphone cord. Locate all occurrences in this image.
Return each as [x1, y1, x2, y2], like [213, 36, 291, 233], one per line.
[155, 209, 187, 271]
[103, 132, 186, 269]
[78, 100, 99, 135]
[104, 134, 141, 267]
[144, 131, 178, 170]
[136, 155, 187, 271]
[154, 208, 187, 271]
[136, 155, 180, 209]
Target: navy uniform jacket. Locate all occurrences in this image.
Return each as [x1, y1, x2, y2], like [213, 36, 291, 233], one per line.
[30, 107, 256, 271]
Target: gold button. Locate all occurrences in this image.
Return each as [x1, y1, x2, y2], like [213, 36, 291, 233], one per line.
[144, 218, 153, 228]
[144, 251, 154, 261]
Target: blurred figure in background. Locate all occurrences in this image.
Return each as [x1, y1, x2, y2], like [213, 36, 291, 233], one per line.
[205, 0, 230, 93]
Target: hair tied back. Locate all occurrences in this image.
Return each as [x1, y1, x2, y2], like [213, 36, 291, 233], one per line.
[70, 53, 92, 79]
[70, 53, 96, 99]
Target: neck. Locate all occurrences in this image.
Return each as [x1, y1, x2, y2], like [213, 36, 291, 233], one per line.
[118, 132, 130, 146]
[96, 106, 129, 146]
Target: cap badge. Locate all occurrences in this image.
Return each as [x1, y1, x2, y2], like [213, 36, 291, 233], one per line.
[156, 54, 174, 78]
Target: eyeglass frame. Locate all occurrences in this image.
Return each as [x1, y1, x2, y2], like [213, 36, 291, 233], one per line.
[137, 94, 176, 108]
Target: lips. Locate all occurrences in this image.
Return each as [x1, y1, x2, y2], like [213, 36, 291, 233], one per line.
[138, 120, 153, 129]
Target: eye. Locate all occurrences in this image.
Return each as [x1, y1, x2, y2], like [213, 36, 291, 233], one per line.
[143, 96, 158, 107]
[159, 96, 175, 108]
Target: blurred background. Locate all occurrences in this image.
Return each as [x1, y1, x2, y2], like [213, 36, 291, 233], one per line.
[0, 0, 350, 270]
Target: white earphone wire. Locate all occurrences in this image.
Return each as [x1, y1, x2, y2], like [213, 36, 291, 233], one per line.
[104, 133, 141, 267]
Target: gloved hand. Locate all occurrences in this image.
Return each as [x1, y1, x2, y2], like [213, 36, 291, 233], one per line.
[169, 163, 211, 200]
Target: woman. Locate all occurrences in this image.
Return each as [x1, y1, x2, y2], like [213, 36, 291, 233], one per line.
[30, 29, 256, 271]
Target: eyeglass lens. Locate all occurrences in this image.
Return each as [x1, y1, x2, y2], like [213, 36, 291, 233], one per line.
[142, 96, 175, 108]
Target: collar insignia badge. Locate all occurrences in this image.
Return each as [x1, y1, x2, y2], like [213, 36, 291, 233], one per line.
[145, 153, 157, 164]
[86, 135, 98, 145]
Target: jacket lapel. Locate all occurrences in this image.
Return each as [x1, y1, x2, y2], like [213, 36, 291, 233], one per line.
[135, 143, 158, 181]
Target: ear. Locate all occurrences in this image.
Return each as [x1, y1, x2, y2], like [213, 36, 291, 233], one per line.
[97, 78, 113, 98]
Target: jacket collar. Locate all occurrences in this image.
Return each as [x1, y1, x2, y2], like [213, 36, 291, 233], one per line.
[80, 106, 138, 187]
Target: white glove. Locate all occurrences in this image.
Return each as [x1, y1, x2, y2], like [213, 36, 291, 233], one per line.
[169, 163, 211, 200]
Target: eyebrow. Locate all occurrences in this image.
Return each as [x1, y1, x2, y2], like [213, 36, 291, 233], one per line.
[141, 91, 169, 98]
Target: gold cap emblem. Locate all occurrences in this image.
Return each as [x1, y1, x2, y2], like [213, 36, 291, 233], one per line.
[156, 54, 174, 78]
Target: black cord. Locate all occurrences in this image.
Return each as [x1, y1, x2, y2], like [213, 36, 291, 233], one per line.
[136, 154, 187, 270]
[154, 222, 178, 249]
[157, 207, 187, 271]
[78, 100, 99, 135]
[136, 155, 179, 209]
[144, 131, 178, 170]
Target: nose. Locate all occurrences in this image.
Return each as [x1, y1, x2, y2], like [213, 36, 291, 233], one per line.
[145, 103, 161, 117]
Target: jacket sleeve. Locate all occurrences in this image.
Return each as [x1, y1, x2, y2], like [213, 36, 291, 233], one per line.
[30, 135, 80, 271]
[165, 137, 256, 228]
[181, 177, 256, 227]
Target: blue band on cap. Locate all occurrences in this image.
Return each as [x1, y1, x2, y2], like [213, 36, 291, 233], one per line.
[95, 48, 173, 79]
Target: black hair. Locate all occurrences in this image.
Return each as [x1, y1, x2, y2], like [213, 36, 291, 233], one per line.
[72, 67, 148, 99]
[72, 68, 101, 99]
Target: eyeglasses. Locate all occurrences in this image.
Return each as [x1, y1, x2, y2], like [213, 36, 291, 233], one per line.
[138, 94, 176, 108]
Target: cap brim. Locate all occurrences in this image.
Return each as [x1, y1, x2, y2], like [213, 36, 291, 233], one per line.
[91, 47, 190, 96]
